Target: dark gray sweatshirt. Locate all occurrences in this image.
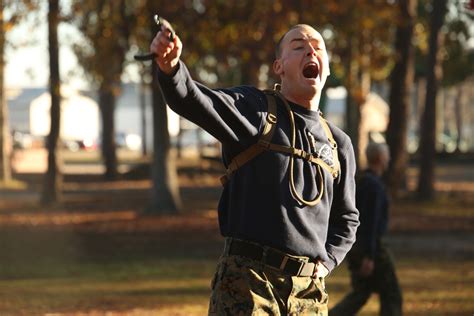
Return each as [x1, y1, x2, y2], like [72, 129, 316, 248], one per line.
[158, 61, 359, 272]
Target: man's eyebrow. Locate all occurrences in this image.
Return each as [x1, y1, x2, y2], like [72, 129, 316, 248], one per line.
[290, 37, 321, 44]
[290, 38, 305, 44]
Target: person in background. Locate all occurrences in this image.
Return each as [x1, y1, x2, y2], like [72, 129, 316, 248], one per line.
[330, 142, 402, 316]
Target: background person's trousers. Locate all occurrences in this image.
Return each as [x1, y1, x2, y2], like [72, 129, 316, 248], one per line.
[329, 244, 402, 316]
[208, 255, 329, 315]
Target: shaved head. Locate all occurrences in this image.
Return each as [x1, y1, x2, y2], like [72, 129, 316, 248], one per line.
[275, 24, 316, 58]
[272, 23, 329, 110]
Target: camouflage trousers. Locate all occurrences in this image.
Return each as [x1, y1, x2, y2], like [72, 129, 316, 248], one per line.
[208, 254, 329, 315]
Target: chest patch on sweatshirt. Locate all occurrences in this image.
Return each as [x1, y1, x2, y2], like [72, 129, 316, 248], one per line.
[318, 144, 334, 167]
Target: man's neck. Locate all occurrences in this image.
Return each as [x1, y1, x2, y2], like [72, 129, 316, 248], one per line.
[280, 87, 321, 111]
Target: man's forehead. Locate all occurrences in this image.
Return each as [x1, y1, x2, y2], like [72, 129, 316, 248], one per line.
[284, 26, 323, 43]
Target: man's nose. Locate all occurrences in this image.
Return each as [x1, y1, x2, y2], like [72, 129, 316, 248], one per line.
[306, 46, 317, 56]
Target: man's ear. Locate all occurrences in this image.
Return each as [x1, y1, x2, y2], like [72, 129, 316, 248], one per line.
[273, 59, 283, 76]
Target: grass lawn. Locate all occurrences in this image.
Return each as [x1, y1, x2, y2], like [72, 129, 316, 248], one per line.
[0, 225, 472, 316]
[1, 157, 473, 315]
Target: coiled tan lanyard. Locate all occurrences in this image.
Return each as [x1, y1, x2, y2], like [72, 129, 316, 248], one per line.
[273, 90, 325, 206]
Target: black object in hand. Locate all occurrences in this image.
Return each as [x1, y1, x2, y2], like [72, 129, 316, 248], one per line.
[134, 14, 175, 61]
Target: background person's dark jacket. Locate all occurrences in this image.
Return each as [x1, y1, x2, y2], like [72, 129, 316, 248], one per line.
[350, 169, 389, 262]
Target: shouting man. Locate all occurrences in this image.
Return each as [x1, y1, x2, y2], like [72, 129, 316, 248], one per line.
[150, 23, 359, 315]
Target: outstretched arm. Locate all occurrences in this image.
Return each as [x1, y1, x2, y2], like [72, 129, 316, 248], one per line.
[149, 29, 266, 156]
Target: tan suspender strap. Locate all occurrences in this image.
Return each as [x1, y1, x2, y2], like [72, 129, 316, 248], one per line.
[219, 92, 278, 185]
[262, 143, 335, 175]
[272, 90, 325, 206]
[318, 114, 340, 178]
[219, 89, 340, 207]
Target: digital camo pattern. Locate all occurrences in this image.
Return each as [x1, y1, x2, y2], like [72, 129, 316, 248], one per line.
[208, 255, 328, 315]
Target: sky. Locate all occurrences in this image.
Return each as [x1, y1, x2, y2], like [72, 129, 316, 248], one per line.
[5, 17, 86, 89]
[4, 3, 140, 91]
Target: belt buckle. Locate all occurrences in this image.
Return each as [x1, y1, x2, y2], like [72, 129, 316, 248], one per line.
[281, 256, 306, 276]
[278, 256, 289, 270]
[296, 260, 307, 276]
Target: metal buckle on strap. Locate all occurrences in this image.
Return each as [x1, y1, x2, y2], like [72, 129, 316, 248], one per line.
[296, 260, 306, 276]
[279, 256, 289, 270]
[281, 255, 307, 276]
[267, 113, 277, 124]
[299, 150, 313, 161]
[292, 148, 313, 161]
[225, 238, 318, 276]
[298, 262, 316, 277]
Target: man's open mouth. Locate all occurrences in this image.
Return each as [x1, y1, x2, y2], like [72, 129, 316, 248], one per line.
[303, 63, 319, 79]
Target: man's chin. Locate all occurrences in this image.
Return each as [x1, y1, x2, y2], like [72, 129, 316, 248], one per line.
[303, 76, 324, 87]
[303, 79, 323, 92]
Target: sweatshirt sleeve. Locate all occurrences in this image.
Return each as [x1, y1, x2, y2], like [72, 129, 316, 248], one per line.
[323, 137, 360, 272]
[157, 61, 265, 154]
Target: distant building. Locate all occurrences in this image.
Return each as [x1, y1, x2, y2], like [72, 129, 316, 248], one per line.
[7, 86, 100, 145]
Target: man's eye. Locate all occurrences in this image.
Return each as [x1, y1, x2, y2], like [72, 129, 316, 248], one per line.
[294, 46, 303, 50]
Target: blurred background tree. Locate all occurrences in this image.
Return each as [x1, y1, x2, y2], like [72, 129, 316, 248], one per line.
[129, 1, 188, 214]
[417, 0, 448, 200]
[41, 0, 62, 204]
[385, 0, 417, 198]
[441, 0, 473, 153]
[0, 0, 39, 185]
[71, 0, 131, 181]
[0, 0, 11, 184]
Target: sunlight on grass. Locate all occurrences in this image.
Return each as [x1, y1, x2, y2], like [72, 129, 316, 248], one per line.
[326, 259, 474, 316]
[0, 179, 28, 190]
[393, 194, 474, 217]
[1, 161, 472, 315]
[0, 259, 216, 315]
[2, 257, 470, 315]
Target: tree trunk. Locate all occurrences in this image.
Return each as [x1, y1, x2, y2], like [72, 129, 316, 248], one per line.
[241, 58, 260, 87]
[145, 62, 181, 214]
[345, 41, 361, 167]
[454, 85, 463, 152]
[417, 0, 447, 200]
[0, 0, 12, 183]
[386, 0, 417, 197]
[41, 0, 62, 205]
[99, 84, 118, 180]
